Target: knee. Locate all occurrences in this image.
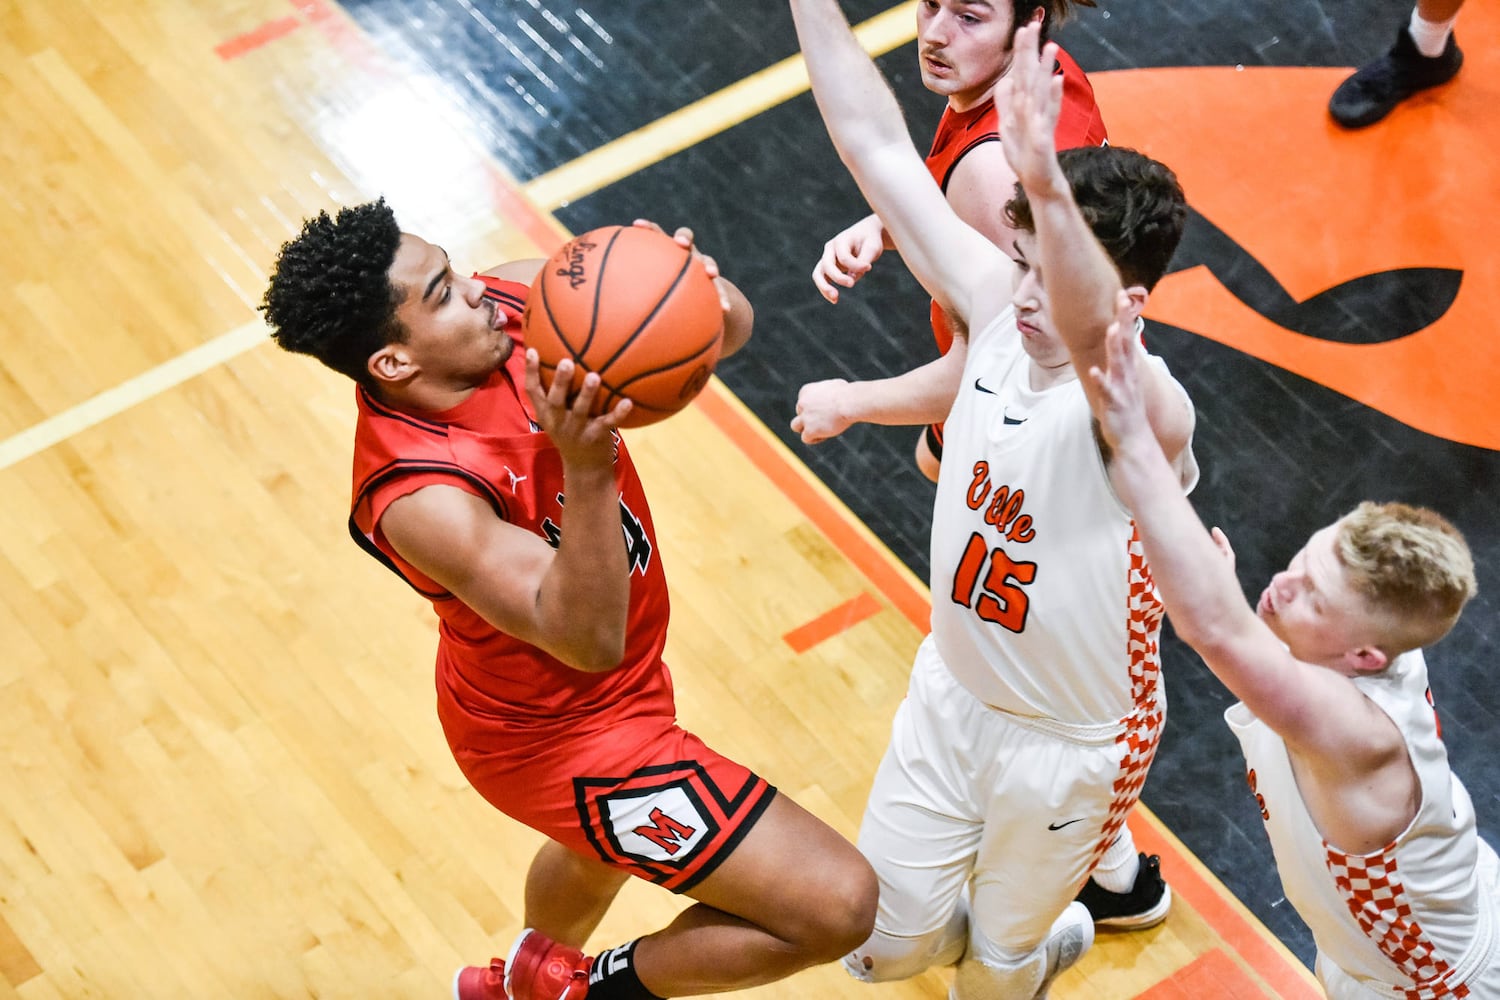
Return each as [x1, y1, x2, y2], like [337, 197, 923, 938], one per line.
[792, 853, 879, 964]
[819, 857, 881, 960]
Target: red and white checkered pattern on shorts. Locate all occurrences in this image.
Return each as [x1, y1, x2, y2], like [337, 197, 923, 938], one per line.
[1325, 844, 1470, 999]
[1088, 527, 1165, 870]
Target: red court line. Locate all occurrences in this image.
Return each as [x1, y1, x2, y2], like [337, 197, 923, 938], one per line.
[289, 0, 568, 255]
[1128, 815, 1321, 998]
[486, 174, 570, 261]
[289, 6, 1317, 994]
[783, 591, 884, 654]
[695, 386, 932, 634]
[1134, 948, 1269, 1000]
[215, 16, 301, 61]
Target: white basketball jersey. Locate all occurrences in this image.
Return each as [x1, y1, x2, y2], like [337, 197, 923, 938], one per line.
[929, 306, 1196, 725]
[1228, 651, 1500, 995]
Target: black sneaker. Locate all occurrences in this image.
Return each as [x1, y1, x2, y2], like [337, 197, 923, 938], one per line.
[1329, 26, 1463, 129]
[1075, 853, 1171, 930]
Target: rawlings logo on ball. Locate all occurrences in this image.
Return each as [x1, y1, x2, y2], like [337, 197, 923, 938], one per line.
[554, 237, 599, 290]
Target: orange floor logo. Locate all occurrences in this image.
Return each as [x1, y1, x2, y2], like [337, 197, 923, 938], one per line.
[1091, 10, 1499, 452]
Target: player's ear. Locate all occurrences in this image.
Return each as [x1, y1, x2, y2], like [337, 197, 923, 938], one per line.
[1123, 285, 1150, 320]
[1024, 5, 1047, 27]
[368, 344, 416, 385]
[1343, 645, 1388, 675]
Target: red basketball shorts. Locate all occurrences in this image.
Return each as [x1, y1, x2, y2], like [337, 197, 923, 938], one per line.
[448, 712, 776, 893]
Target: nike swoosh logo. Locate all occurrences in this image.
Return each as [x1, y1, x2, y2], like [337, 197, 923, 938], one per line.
[1003, 414, 1027, 426]
[1047, 818, 1086, 831]
[973, 378, 996, 395]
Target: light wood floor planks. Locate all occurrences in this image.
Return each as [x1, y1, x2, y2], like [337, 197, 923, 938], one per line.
[0, 2, 1318, 997]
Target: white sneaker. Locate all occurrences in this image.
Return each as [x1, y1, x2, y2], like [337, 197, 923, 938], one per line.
[1034, 902, 1094, 998]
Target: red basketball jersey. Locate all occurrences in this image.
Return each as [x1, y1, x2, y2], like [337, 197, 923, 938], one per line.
[348, 277, 675, 754]
[924, 46, 1108, 353]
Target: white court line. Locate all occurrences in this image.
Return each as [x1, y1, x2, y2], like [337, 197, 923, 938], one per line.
[0, 320, 269, 472]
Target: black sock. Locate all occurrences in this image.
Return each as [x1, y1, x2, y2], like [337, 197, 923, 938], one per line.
[587, 939, 663, 1000]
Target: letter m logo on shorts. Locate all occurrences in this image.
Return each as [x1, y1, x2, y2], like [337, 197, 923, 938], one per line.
[597, 782, 713, 864]
[632, 807, 698, 855]
[574, 759, 774, 892]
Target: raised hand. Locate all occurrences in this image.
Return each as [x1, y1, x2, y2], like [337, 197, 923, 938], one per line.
[997, 23, 1067, 201]
[811, 215, 887, 303]
[1088, 290, 1152, 452]
[1210, 526, 1237, 572]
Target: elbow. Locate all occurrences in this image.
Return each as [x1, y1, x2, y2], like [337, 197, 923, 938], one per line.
[570, 626, 628, 674]
[1168, 611, 1237, 663]
[719, 284, 754, 359]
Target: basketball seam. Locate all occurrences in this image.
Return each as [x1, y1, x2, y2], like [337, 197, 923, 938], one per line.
[580, 227, 627, 361]
[537, 270, 583, 366]
[593, 247, 694, 380]
[608, 335, 720, 393]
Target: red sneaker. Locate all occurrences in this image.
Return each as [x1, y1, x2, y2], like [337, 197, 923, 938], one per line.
[503, 929, 593, 1000]
[452, 958, 506, 1000]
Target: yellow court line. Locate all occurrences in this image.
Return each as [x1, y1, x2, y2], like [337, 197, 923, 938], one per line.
[0, 320, 269, 472]
[524, 2, 918, 211]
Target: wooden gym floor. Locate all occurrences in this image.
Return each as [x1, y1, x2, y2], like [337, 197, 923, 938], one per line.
[0, 0, 1495, 997]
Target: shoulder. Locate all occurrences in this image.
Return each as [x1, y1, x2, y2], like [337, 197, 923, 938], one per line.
[967, 301, 1018, 352]
[481, 258, 545, 285]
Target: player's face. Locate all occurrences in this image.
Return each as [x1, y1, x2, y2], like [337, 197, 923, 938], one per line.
[1256, 524, 1382, 672]
[1008, 232, 1070, 369]
[916, 0, 1019, 110]
[388, 234, 514, 386]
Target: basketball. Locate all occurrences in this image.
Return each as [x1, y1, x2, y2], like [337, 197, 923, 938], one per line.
[523, 225, 726, 428]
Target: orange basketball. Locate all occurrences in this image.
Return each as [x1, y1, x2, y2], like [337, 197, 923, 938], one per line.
[523, 225, 725, 428]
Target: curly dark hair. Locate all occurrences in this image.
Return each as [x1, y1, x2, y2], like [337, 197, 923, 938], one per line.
[260, 199, 404, 386]
[1004, 146, 1187, 290]
[1018, 0, 1097, 40]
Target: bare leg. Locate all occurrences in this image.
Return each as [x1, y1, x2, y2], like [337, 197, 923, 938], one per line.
[630, 794, 877, 995]
[523, 840, 629, 948]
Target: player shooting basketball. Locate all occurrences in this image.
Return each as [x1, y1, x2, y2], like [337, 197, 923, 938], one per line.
[261, 212, 878, 1000]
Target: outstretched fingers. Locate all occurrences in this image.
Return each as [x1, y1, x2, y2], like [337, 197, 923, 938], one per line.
[1210, 527, 1238, 571]
[999, 25, 1066, 192]
[524, 350, 632, 457]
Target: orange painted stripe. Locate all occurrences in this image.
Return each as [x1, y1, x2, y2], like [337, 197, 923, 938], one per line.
[694, 385, 932, 634]
[486, 173, 570, 263]
[1133, 948, 1268, 1000]
[783, 591, 884, 654]
[215, 16, 301, 60]
[294, 6, 1317, 994]
[1127, 814, 1321, 998]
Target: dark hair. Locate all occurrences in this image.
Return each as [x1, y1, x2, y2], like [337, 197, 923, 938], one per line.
[1016, 0, 1097, 40]
[260, 199, 404, 386]
[1004, 146, 1187, 290]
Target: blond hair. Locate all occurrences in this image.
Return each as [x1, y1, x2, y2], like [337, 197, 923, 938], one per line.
[1335, 502, 1477, 653]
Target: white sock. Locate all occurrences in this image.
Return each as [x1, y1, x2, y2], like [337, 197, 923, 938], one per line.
[1089, 835, 1140, 893]
[1409, 8, 1456, 57]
